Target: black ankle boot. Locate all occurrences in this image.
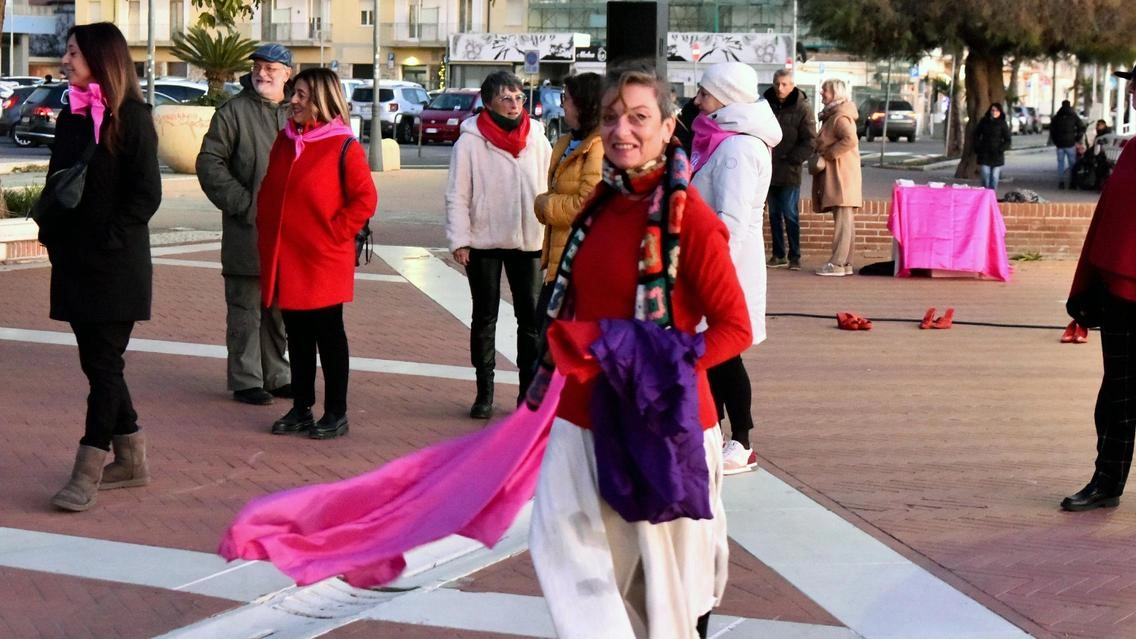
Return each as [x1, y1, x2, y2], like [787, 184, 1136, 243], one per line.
[470, 372, 494, 419]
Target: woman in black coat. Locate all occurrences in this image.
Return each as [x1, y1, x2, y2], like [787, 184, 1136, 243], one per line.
[974, 103, 1012, 192]
[41, 22, 161, 512]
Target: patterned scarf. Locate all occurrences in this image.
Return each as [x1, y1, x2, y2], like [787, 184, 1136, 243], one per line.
[525, 138, 691, 408]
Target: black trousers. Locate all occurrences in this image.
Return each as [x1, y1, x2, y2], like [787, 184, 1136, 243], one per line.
[281, 305, 349, 417]
[466, 248, 541, 394]
[1093, 294, 1136, 493]
[706, 354, 754, 445]
[71, 321, 139, 451]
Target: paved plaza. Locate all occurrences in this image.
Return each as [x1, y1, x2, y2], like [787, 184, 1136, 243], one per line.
[1, 158, 1132, 639]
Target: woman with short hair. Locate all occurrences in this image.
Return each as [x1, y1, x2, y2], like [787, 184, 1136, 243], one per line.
[811, 78, 862, 276]
[257, 67, 378, 440]
[44, 22, 162, 512]
[528, 62, 752, 639]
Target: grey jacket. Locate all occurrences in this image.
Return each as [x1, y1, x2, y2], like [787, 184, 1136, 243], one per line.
[196, 76, 292, 276]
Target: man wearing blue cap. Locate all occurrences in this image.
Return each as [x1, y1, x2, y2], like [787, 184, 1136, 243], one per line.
[197, 43, 295, 405]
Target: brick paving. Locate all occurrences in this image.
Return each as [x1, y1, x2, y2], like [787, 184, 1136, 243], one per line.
[0, 169, 1133, 638]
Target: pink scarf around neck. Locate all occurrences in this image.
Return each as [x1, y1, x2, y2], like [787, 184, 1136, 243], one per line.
[283, 116, 355, 157]
[690, 113, 739, 174]
[69, 83, 106, 144]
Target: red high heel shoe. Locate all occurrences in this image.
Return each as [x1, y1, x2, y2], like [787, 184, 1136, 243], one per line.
[920, 307, 936, 330]
[1073, 323, 1089, 344]
[1061, 321, 1078, 343]
[931, 308, 954, 329]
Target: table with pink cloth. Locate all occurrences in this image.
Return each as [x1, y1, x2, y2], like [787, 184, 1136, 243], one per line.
[887, 183, 1011, 282]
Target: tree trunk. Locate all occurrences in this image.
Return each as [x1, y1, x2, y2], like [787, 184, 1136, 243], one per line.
[946, 48, 964, 158]
[954, 49, 1007, 179]
[1008, 58, 1021, 105]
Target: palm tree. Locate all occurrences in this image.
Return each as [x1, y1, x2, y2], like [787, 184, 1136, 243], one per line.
[170, 27, 257, 102]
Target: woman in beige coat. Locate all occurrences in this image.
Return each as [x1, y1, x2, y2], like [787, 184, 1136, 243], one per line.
[534, 73, 605, 290]
[811, 78, 862, 276]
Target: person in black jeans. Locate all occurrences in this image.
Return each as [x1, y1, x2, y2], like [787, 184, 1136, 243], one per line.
[445, 71, 552, 419]
[41, 22, 162, 512]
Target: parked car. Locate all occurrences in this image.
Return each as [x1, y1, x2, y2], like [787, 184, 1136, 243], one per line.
[526, 84, 565, 142]
[0, 76, 45, 98]
[141, 79, 208, 104]
[1011, 106, 1041, 135]
[1, 85, 37, 144]
[12, 82, 69, 147]
[414, 89, 483, 144]
[349, 80, 430, 142]
[856, 98, 917, 142]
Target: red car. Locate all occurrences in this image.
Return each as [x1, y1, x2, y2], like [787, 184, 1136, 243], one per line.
[414, 89, 483, 144]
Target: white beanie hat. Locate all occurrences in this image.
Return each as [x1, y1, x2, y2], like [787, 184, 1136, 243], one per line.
[699, 62, 759, 106]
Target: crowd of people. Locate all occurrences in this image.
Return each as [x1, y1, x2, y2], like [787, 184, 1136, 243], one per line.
[32, 18, 1136, 637]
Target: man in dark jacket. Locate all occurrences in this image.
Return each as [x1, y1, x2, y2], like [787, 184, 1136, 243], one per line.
[197, 43, 294, 405]
[762, 70, 816, 270]
[1049, 99, 1085, 190]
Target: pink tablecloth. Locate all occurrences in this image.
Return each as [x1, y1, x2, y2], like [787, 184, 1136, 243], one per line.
[887, 184, 1011, 282]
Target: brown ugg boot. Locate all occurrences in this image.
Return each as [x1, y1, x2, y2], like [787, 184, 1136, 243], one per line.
[51, 446, 108, 512]
[101, 430, 150, 490]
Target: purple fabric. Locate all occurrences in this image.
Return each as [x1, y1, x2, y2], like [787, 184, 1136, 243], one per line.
[588, 318, 710, 524]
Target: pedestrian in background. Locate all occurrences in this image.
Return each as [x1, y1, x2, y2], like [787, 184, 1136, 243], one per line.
[256, 68, 377, 440]
[1061, 64, 1136, 512]
[762, 69, 816, 271]
[534, 72, 604, 308]
[811, 78, 862, 277]
[197, 43, 295, 406]
[445, 71, 551, 419]
[973, 102, 1012, 192]
[690, 61, 782, 475]
[528, 61, 751, 639]
[1049, 99, 1085, 190]
[41, 22, 161, 511]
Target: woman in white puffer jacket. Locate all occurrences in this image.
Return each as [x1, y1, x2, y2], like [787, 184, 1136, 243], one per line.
[690, 61, 782, 475]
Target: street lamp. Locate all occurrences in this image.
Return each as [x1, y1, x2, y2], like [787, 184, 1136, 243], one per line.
[368, 0, 385, 172]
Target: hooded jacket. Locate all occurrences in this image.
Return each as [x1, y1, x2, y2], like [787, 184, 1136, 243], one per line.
[690, 100, 782, 345]
[445, 115, 551, 252]
[811, 99, 863, 211]
[196, 74, 293, 276]
[762, 85, 817, 186]
[1049, 104, 1085, 148]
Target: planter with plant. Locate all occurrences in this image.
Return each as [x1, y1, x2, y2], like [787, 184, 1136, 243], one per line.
[0, 185, 47, 263]
[154, 0, 260, 173]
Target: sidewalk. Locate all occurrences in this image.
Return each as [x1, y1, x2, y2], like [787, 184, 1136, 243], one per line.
[0, 145, 1129, 639]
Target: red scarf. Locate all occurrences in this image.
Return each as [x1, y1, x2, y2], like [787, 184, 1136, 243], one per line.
[476, 110, 530, 157]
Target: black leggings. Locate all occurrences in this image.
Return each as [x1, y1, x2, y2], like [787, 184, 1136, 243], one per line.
[281, 304, 349, 417]
[71, 321, 139, 451]
[706, 354, 754, 447]
[1093, 294, 1136, 492]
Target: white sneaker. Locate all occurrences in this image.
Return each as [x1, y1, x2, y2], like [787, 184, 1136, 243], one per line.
[722, 440, 757, 475]
[815, 262, 847, 277]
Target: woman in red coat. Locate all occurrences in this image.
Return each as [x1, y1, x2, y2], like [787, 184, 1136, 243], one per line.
[257, 67, 378, 439]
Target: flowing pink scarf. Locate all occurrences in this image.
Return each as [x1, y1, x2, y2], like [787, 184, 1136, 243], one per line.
[283, 116, 355, 157]
[689, 113, 738, 174]
[68, 83, 106, 144]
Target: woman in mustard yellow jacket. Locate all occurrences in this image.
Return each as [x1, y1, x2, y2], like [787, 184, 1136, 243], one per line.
[534, 73, 605, 289]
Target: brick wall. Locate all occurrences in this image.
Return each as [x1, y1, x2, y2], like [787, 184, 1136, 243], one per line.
[769, 198, 1095, 262]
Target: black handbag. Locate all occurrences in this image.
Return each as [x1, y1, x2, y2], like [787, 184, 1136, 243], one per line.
[337, 137, 373, 266]
[29, 141, 97, 227]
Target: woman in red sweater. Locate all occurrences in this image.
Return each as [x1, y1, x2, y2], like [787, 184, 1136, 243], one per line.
[257, 68, 377, 440]
[528, 62, 752, 638]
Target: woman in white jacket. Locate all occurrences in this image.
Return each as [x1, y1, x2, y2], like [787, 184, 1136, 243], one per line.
[445, 71, 552, 419]
[690, 62, 782, 474]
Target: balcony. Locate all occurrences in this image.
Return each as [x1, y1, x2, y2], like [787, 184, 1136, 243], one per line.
[381, 22, 459, 48]
[121, 22, 255, 46]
